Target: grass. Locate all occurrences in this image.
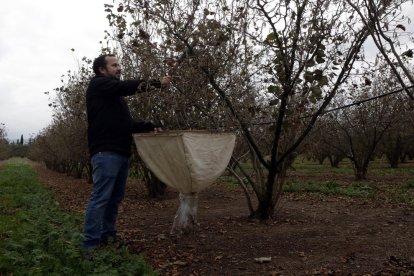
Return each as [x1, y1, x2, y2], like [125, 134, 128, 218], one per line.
[291, 156, 414, 176]
[227, 157, 414, 204]
[288, 157, 354, 174]
[283, 179, 376, 198]
[0, 158, 156, 275]
[288, 157, 414, 204]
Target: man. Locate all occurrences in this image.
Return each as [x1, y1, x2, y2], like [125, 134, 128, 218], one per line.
[83, 54, 171, 251]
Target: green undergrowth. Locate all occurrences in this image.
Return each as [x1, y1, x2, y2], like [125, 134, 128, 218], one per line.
[281, 179, 412, 204]
[0, 158, 156, 275]
[283, 179, 376, 198]
[226, 158, 414, 204]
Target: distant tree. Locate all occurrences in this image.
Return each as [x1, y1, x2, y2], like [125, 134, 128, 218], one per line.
[326, 71, 405, 179]
[305, 122, 346, 168]
[0, 126, 10, 160]
[378, 91, 414, 167]
[20, 135, 24, 145]
[9, 144, 28, 158]
[28, 58, 92, 179]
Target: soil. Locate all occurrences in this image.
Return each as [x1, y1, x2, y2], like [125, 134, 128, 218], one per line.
[32, 162, 414, 276]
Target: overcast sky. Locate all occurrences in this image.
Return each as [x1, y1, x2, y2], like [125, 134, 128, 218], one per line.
[0, 0, 110, 141]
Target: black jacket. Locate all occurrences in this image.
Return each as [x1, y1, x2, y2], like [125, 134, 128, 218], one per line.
[86, 75, 159, 157]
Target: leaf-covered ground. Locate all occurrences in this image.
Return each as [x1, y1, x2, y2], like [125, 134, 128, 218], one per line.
[32, 161, 414, 275]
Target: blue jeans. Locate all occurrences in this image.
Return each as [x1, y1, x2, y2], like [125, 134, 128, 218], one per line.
[82, 152, 129, 249]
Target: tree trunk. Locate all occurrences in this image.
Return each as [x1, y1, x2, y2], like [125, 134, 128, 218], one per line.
[86, 162, 93, 184]
[386, 152, 399, 168]
[250, 170, 286, 220]
[353, 161, 368, 180]
[317, 156, 325, 165]
[251, 199, 276, 220]
[399, 152, 407, 164]
[328, 155, 342, 168]
[385, 135, 402, 168]
[355, 170, 367, 180]
[73, 162, 84, 179]
[141, 166, 167, 198]
[149, 171, 167, 197]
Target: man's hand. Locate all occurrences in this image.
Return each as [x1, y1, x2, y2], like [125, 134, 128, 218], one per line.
[154, 127, 163, 133]
[160, 75, 173, 88]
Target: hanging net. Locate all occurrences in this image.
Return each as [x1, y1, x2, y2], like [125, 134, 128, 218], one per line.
[133, 131, 236, 234]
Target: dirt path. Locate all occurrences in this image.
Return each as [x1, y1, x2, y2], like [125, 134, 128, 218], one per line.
[32, 162, 414, 275]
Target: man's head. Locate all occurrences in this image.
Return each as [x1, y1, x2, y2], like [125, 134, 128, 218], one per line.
[92, 54, 121, 80]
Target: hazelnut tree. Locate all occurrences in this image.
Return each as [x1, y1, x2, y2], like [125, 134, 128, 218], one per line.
[103, 0, 411, 219]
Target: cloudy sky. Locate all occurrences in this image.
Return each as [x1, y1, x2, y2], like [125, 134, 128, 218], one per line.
[0, 0, 110, 141]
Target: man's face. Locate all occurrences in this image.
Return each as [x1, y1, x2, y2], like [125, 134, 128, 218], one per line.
[100, 56, 121, 79]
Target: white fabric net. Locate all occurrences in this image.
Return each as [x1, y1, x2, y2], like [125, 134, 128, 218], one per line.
[133, 131, 236, 234]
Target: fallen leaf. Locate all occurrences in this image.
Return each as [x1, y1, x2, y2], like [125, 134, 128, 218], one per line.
[173, 260, 188, 266]
[157, 234, 166, 240]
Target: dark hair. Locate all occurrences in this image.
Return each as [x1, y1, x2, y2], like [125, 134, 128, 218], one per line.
[92, 54, 116, 75]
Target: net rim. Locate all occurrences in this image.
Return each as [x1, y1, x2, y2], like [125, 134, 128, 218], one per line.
[133, 130, 235, 137]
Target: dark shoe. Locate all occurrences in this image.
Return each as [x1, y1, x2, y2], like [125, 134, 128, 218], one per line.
[114, 238, 131, 249]
[100, 236, 131, 248]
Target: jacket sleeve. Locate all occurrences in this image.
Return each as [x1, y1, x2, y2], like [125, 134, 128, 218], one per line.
[89, 77, 145, 98]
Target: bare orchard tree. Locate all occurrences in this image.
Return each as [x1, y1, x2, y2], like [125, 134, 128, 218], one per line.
[380, 126, 413, 168]
[305, 118, 347, 167]
[29, 59, 91, 179]
[378, 79, 414, 167]
[106, 0, 409, 219]
[327, 71, 406, 179]
[104, 1, 245, 130]
[104, 1, 248, 198]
